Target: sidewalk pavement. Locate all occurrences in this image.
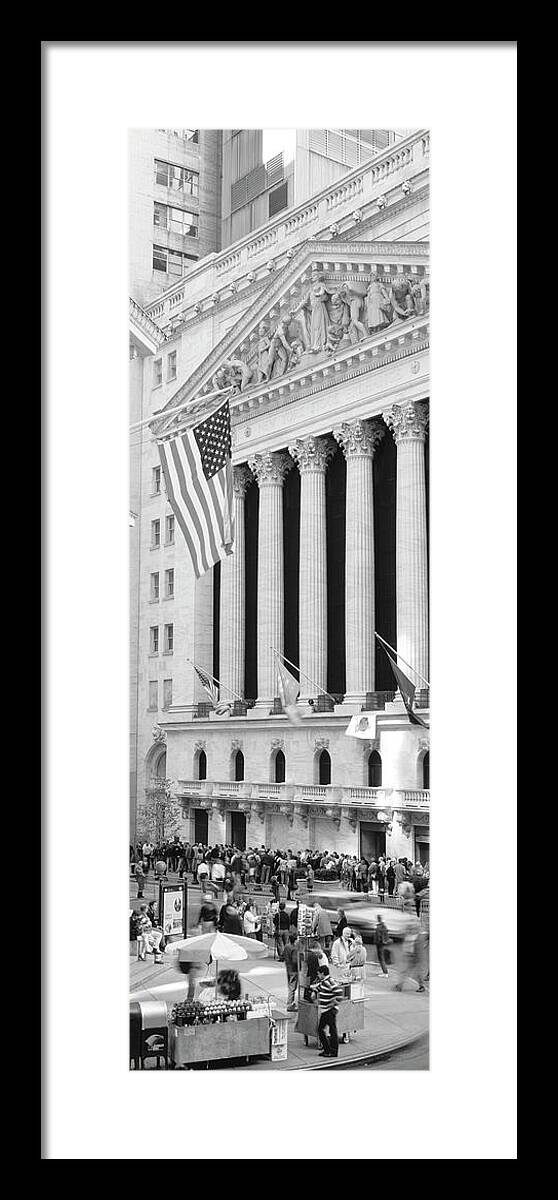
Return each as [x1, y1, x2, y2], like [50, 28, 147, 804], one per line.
[130, 946, 429, 1071]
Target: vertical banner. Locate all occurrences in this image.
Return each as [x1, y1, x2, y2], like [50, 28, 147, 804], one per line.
[159, 882, 187, 940]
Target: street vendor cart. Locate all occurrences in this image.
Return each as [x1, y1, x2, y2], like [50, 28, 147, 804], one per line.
[294, 932, 365, 1048]
[169, 1000, 289, 1068]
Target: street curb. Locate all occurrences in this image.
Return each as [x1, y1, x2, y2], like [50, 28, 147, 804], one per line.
[296, 1027, 429, 1070]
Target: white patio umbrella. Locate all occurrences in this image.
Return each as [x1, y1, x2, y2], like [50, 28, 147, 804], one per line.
[165, 930, 268, 981]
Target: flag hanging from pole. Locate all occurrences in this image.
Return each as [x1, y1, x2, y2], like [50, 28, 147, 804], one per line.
[345, 712, 377, 740]
[378, 643, 429, 728]
[276, 655, 304, 725]
[192, 664, 231, 716]
[157, 399, 234, 579]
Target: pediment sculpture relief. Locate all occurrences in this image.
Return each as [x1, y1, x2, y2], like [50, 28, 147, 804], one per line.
[205, 267, 429, 398]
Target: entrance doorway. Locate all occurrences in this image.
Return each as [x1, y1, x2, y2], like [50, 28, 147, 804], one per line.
[359, 823, 386, 861]
[229, 811, 246, 850]
[415, 826, 430, 866]
[194, 809, 209, 844]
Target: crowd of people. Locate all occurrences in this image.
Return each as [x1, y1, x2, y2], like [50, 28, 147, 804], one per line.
[131, 838, 429, 903]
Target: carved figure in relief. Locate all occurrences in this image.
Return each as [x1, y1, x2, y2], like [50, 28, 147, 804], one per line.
[325, 288, 350, 353]
[411, 275, 429, 316]
[366, 273, 392, 332]
[257, 324, 272, 382]
[287, 337, 304, 370]
[225, 357, 254, 392]
[340, 284, 368, 344]
[390, 275, 416, 321]
[292, 270, 331, 353]
[266, 315, 293, 379]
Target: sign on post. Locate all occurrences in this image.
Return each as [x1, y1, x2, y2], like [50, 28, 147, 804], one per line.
[159, 882, 187, 940]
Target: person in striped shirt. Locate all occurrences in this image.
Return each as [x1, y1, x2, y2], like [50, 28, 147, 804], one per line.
[312, 966, 344, 1058]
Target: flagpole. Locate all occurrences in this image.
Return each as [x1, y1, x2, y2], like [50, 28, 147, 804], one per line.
[271, 647, 338, 707]
[129, 385, 235, 435]
[374, 632, 430, 690]
[186, 657, 244, 703]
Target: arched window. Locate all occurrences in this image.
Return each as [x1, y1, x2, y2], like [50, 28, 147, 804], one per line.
[274, 749, 286, 784]
[155, 752, 167, 779]
[368, 750, 382, 787]
[197, 749, 207, 781]
[318, 749, 331, 786]
[234, 750, 245, 782]
[422, 751, 430, 789]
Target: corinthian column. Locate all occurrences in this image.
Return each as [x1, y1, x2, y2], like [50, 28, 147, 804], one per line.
[219, 465, 252, 701]
[248, 450, 292, 708]
[383, 401, 429, 688]
[333, 418, 385, 705]
[288, 435, 335, 701]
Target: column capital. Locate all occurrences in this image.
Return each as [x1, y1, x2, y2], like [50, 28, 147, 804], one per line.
[248, 450, 293, 487]
[333, 417, 385, 459]
[232, 463, 253, 498]
[383, 400, 429, 443]
[288, 434, 336, 474]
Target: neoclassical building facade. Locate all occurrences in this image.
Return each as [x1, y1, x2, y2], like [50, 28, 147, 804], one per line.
[130, 129, 431, 862]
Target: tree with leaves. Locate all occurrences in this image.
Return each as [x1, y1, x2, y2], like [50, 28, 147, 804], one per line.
[137, 781, 181, 845]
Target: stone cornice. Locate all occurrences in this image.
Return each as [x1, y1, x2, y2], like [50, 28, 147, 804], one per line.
[129, 297, 167, 347]
[145, 129, 429, 320]
[155, 184, 429, 344]
[151, 241, 429, 434]
[230, 326, 429, 441]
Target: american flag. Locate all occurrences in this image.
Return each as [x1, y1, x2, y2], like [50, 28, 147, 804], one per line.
[157, 400, 234, 579]
[193, 664, 231, 715]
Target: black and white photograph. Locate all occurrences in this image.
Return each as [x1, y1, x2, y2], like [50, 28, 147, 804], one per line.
[44, 41, 517, 1160]
[128, 126, 431, 1072]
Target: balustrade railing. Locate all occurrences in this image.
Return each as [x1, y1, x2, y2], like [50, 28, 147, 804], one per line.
[144, 128, 429, 328]
[174, 781, 430, 809]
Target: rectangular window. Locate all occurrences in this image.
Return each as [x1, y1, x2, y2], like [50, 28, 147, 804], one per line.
[153, 201, 168, 229]
[153, 244, 197, 277]
[163, 678, 173, 709]
[154, 161, 200, 196]
[165, 568, 174, 598]
[153, 358, 162, 386]
[168, 206, 199, 238]
[165, 514, 175, 544]
[167, 351, 177, 381]
[269, 181, 288, 218]
[153, 245, 168, 273]
[152, 465, 161, 494]
[150, 572, 160, 601]
[148, 680, 158, 710]
[151, 519, 160, 548]
[150, 626, 159, 654]
[164, 623, 174, 653]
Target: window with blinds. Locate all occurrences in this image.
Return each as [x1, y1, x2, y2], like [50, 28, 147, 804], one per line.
[231, 152, 284, 212]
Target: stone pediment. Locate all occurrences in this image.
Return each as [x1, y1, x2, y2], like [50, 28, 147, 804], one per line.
[154, 239, 429, 437]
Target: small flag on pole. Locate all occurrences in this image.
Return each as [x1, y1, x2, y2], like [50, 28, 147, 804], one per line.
[378, 642, 429, 728]
[158, 399, 234, 579]
[276, 656, 304, 725]
[345, 712, 377, 740]
[193, 664, 231, 715]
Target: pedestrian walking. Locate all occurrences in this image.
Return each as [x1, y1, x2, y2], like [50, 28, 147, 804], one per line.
[134, 859, 145, 899]
[282, 931, 299, 1011]
[374, 914, 390, 977]
[274, 901, 290, 959]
